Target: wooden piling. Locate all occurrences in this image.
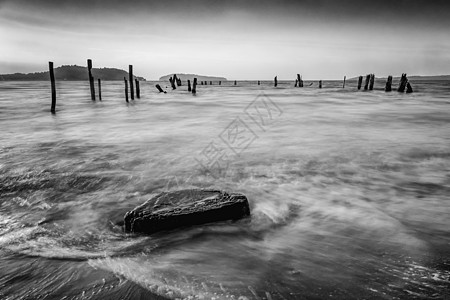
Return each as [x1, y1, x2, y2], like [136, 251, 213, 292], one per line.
[297, 74, 303, 87]
[170, 77, 176, 90]
[274, 76, 278, 87]
[343, 76, 346, 88]
[385, 76, 392, 92]
[295, 79, 298, 87]
[357, 76, 363, 90]
[258, 80, 260, 85]
[210, 81, 212, 85]
[219, 81, 221, 85]
[364, 74, 370, 90]
[98, 79, 102, 101]
[129, 65, 134, 100]
[192, 78, 197, 94]
[135, 79, 140, 99]
[369, 74, 375, 90]
[174, 74, 181, 86]
[319, 80, 322, 89]
[124, 77, 129, 102]
[397, 73, 408, 92]
[156, 84, 166, 93]
[406, 82, 413, 93]
[234, 80, 237, 86]
[49, 62, 56, 113]
[87, 59, 95, 101]
[188, 79, 192, 92]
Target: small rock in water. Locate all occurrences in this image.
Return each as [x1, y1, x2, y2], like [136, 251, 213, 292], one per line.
[124, 189, 250, 234]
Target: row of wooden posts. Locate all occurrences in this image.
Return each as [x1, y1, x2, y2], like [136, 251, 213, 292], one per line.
[49, 61, 414, 114]
[49, 59, 142, 113]
[270, 73, 412, 92]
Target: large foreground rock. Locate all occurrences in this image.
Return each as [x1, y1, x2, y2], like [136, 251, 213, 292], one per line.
[124, 189, 250, 234]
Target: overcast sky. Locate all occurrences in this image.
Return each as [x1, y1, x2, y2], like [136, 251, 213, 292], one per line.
[1, 0, 449, 80]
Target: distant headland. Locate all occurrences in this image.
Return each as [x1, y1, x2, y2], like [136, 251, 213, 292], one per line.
[159, 73, 227, 82]
[0, 65, 146, 81]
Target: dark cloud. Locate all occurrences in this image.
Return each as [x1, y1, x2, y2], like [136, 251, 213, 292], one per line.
[2, 0, 449, 32]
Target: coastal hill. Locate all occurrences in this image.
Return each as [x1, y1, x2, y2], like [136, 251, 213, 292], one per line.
[0, 65, 146, 81]
[159, 73, 227, 82]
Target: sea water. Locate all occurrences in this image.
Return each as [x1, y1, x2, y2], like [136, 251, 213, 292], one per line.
[0, 80, 449, 299]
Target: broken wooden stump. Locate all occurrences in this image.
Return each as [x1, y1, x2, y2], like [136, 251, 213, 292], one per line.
[357, 76, 363, 90]
[187, 79, 191, 92]
[210, 81, 212, 85]
[319, 80, 322, 89]
[192, 78, 197, 94]
[169, 77, 176, 90]
[156, 84, 166, 93]
[257, 80, 260, 85]
[87, 59, 95, 101]
[274, 76, 278, 87]
[385, 75, 393, 92]
[129, 65, 134, 100]
[364, 74, 370, 90]
[98, 79, 102, 101]
[135, 79, 140, 99]
[124, 77, 129, 102]
[343, 76, 346, 88]
[49, 62, 56, 114]
[406, 82, 413, 93]
[369, 74, 375, 90]
[234, 80, 237, 86]
[219, 81, 221, 85]
[297, 74, 303, 87]
[176, 75, 182, 86]
[124, 189, 251, 234]
[397, 73, 408, 92]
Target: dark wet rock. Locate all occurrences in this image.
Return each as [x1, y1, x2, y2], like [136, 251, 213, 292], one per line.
[124, 189, 250, 234]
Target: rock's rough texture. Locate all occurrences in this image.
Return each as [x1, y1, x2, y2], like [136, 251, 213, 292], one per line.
[124, 189, 250, 234]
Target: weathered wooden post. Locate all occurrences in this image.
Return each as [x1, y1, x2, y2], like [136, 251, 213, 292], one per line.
[297, 74, 303, 87]
[174, 75, 181, 86]
[210, 81, 212, 85]
[406, 82, 413, 93]
[398, 73, 408, 92]
[98, 79, 102, 101]
[173, 74, 180, 87]
[274, 76, 278, 87]
[258, 80, 260, 85]
[295, 79, 298, 87]
[385, 76, 392, 92]
[170, 77, 176, 90]
[135, 79, 140, 98]
[156, 84, 166, 93]
[234, 80, 237, 85]
[219, 81, 221, 85]
[343, 76, 346, 88]
[49, 62, 56, 113]
[87, 59, 95, 101]
[124, 77, 129, 102]
[129, 65, 134, 100]
[192, 78, 197, 94]
[319, 80, 322, 88]
[357, 76, 363, 90]
[364, 74, 370, 90]
[187, 79, 192, 92]
[369, 74, 375, 90]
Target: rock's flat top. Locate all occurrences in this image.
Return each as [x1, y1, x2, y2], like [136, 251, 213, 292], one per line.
[124, 189, 250, 234]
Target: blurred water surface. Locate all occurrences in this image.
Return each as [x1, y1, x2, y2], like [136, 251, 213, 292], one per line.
[0, 80, 449, 299]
